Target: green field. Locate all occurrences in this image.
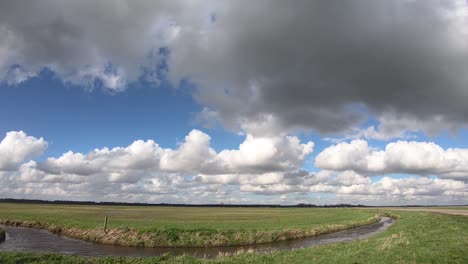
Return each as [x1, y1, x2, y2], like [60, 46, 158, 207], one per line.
[0, 203, 376, 230]
[384, 206, 468, 211]
[422, 206, 468, 210]
[0, 203, 378, 247]
[0, 208, 467, 263]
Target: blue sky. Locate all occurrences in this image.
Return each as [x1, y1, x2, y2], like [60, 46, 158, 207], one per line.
[0, 69, 245, 157]
[0, 68, 341, 168]
[0, 1, 467, 205]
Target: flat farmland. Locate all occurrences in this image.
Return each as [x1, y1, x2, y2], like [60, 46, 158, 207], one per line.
[0, 207, 467, 263]
[0, 203, 375, 230]
[0, 203, 378, 247]
[382, 206, 468, 216]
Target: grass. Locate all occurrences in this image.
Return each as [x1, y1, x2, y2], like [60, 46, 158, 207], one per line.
[0, 209, 467, 263]
[383, 206, 468, 211]
[420, 206, 468, 210]
[213, 210, 468, 264]
[0, 203, 377, 247]
[0, 203, 376, 230]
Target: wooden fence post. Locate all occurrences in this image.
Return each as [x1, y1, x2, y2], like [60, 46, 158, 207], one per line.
[104, 215, 108, 233]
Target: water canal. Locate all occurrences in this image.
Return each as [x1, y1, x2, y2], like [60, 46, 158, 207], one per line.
[0, 217, 394, 259]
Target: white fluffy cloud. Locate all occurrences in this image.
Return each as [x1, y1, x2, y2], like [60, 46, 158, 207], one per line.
[3, 128, 315, 203]
[37, 129, 313, 182]
[316, 139, 468, 180]
[213, 135, 314, 174]
[315, 140, 386, 173]
[160, 130, 217, 172]
[0, 130, 466, 205]
[0, 131, 47, 170]
[335, 176, 467, 205]
[329, 170, 372, 187]
[0, 129, 313, 201]
[199, 170, 467, 205]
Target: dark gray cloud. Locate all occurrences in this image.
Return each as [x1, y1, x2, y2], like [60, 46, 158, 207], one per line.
[0, 0, 194, 90]
[0, 1, 467, 135]
[168, 0, 468, 135]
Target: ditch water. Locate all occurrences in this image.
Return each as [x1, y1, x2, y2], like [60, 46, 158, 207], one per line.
[0, 217, 394, 259]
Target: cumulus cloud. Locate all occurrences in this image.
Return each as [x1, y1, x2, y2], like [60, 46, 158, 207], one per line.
[0, 129, 313, 201]
[316, 139, 468, 180]
[213, 135, 314, 174]
[0, 130, 465, 205]
[198, 170, 467, 205]
[0, 129, 315, 203]
[160, 130, 217, 173]
[36, 129, 313, 181]
[329, 171, 372, 187]
[335, 176, 467, 206]
[0, 131, 47, 170]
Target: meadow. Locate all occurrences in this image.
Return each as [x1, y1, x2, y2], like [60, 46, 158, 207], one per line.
[0, 208, 467, 263]
[0, 203, 378, 247]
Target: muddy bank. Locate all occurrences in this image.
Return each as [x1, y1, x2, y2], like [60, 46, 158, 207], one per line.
[0, 215, 382, 248]
[0, 228, 5, 243]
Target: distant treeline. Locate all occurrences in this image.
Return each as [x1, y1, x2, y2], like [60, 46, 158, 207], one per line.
[0, 198, 465, 208]
[0, 198, 362, 207]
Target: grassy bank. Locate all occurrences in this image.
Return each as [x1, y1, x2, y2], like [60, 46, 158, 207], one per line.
[0, 203, 377, 247]
[1, 210, 466, 264]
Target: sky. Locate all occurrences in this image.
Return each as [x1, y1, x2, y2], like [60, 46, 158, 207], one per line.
[0, 0, 467, 205]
